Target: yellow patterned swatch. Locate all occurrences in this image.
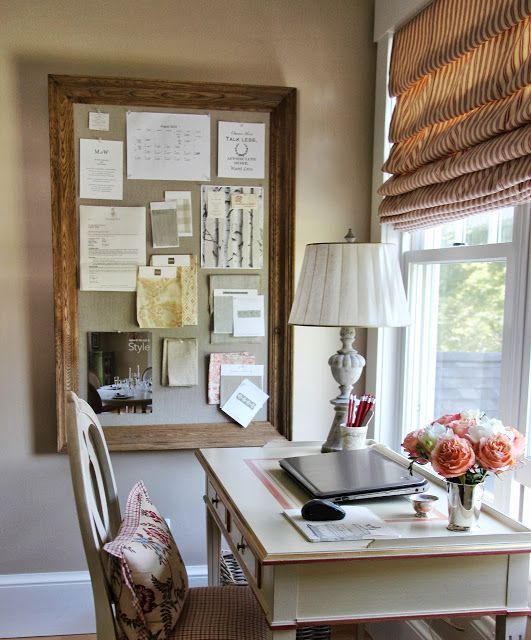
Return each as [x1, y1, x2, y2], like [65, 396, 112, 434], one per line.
[178, 255, 198, 326]
[137, 267, 183, 328]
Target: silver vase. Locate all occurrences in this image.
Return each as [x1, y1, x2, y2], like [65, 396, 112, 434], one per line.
[446, 482, 484, 532]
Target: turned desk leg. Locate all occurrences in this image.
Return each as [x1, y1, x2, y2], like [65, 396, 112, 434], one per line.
[206, 506, 221, 586]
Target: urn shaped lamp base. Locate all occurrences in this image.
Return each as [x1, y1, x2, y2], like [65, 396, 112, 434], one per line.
[321, 326, 365, 453]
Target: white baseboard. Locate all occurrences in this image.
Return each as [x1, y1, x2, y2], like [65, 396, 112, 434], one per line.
[0, 566, 208, 638]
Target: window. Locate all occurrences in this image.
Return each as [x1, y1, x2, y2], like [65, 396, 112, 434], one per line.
[397, 206, 531, 513]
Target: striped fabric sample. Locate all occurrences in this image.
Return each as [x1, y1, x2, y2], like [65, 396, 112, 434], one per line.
[380, 0, 531, 230]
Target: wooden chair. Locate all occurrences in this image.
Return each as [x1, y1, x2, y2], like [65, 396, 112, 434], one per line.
[66, 391, 268, 640]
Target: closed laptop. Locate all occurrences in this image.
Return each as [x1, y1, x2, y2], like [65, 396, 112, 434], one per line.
[279, 447, 428, 502]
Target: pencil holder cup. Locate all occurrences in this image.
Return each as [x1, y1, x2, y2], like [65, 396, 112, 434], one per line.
[340, 425, 368, 450]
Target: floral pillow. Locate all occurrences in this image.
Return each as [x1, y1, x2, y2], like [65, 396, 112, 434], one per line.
[104, 481, 188, 640]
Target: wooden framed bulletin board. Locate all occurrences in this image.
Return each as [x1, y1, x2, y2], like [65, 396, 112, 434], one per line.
[48, 75, 295, 452]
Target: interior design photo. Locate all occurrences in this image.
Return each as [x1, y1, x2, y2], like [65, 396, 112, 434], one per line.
[1, 1, 531, 640]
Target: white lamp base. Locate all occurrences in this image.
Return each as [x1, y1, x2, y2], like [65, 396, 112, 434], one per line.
[321, 327, 365, 453]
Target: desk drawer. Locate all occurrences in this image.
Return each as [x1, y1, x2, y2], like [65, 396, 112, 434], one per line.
[207, 482, 227, 528]
[228, 518, 260, 585]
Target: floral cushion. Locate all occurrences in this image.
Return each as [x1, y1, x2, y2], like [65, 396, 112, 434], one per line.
[104, 481, 188, 640]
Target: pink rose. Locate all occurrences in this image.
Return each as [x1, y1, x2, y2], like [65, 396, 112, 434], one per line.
[434, 413, 461, 426]
[402, 429, 429, 464]
[431, 434, 476, 478]
[476, 433, 515, 472]
[506, 427, 526, 459]
[448, 419, 474, 439]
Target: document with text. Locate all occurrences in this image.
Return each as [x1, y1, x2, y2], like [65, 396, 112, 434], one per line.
[79, 206, 146, 291]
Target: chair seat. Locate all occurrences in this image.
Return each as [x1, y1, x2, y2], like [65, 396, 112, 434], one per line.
[170, 585, 268, 640]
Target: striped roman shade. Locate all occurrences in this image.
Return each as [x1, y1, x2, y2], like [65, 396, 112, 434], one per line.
[379, 0, 531, 231]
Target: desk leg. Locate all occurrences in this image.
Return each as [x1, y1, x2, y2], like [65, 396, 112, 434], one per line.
[206, 507, 221, 586]
[495, 616, 528, 640]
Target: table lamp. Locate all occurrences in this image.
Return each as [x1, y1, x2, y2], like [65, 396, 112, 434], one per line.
[288, 230, 410, 452]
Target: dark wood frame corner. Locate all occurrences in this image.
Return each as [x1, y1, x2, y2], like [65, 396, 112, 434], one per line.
[48, 74, 296, 452]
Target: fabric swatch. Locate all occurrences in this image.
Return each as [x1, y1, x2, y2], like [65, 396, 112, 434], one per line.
[137, 266, 182, 328]
[207, 352, 255, 404]
[162, 338, 198, 386]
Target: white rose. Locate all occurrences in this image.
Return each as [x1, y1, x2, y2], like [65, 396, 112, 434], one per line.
[468, 417, 505, 443]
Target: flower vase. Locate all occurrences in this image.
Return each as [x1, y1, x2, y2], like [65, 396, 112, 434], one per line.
[446, 481, 484, 531]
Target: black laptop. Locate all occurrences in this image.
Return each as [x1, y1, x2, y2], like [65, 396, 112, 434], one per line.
[279, 448, 428, 502]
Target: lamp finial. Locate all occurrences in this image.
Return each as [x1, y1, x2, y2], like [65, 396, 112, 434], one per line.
[344, 228, 356, 243]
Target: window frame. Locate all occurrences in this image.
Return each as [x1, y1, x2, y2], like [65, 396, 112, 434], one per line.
[369, 8, 531, 515]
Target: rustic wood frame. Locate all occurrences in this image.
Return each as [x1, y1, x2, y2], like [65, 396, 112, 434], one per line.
[48, 74, 296, 452]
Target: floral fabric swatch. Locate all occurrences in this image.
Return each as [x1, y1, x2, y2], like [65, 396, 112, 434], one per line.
[137, 266, 182, 328]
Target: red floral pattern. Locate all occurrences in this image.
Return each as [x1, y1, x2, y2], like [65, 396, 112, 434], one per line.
[104, 482, 189, 640]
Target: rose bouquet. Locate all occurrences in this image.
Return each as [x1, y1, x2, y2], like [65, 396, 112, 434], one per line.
[402, 410, 525, 485]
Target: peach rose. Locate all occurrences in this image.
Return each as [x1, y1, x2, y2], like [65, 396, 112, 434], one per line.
[476, 433, 515, 472]
[402, 429, 429, 464]
[506, 427, 526, 459]
[431, 434, 476, 478]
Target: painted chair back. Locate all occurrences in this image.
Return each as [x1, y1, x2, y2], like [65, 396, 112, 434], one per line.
[66, 391, 121, 640]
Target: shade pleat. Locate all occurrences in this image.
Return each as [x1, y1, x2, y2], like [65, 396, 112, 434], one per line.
[390, 18, 531, 143]
[389, 0, 531, 96]
[288, 244, 410, 328]
[380, 0, 531, 231]
[383, 84, 531, 175]
[380, 124, 531, 197]
[380, 155, 531, 217]
[391, 181, 531, 230]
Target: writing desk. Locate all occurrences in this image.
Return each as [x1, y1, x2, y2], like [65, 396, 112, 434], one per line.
[196, 442, 531, 640]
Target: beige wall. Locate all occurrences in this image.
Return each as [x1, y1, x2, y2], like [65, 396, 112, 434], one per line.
[0, 0, 375, 572]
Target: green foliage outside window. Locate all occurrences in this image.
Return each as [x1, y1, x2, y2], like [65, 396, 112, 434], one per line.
[437, 262, 506, 352]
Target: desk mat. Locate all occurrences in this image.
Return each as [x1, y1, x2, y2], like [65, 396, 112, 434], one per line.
[244, 457, 447, 522]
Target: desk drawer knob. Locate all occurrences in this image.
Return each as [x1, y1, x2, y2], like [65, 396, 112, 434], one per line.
[211, 496, 220, 506]
[237, 540, 247, 552]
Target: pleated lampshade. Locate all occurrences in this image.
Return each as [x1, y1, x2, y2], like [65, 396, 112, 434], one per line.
[288, 242, 410, 328]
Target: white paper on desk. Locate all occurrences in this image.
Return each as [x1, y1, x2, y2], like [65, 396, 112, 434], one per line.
[233, 295, 265, 337]
[79, 206, 146, 291]
[221, 378, 268, 428]
[165, 191, 193, 237]
[218, 121, 265, 179]
[127, 111, 210, 181]
[283, 506, 399, 543]
[80, 139, 123, 200]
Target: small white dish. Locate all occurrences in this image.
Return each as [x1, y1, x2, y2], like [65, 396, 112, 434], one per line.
[410, 493, 439, 518]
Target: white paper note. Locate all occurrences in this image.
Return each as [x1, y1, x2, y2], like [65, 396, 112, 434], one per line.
[221, 378, 269, 428]
[164, 191, 193, 237]
[79, 206, 146, 291]
[207, 190, 227, 218]
[88, 112, 110, 131]
[233, 295, 265, 337]
[80, 139, 123, 200]
[213, 288, 258, 334]
[218, 121, 265, 178]
[283, 506, 399, 543]
[127, 111, 210, 181]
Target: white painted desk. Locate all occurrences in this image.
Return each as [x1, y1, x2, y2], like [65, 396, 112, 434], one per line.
[196, 443, 531, 639]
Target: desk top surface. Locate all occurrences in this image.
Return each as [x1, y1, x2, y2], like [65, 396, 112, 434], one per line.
[196, 442, 531, 563]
